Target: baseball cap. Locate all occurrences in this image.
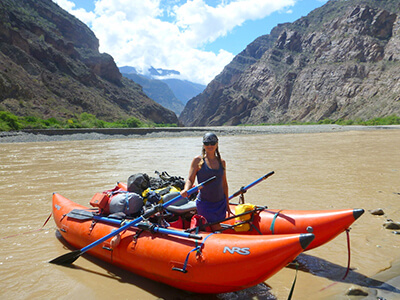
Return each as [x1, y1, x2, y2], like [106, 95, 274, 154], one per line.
[203, 132, 218, 143]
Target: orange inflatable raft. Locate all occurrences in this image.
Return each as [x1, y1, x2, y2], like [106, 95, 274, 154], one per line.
[52, 193, 314, 294]
[117, 181, 364, 251]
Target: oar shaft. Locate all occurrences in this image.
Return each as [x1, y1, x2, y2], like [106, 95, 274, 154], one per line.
[92, 216, 202, 240]
[229, 171, 274, 200]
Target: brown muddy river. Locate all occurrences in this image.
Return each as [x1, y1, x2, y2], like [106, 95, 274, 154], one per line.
[1, 129, 399, 299]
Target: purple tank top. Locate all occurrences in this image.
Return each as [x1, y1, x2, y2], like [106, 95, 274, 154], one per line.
[197, 159, 224, 203]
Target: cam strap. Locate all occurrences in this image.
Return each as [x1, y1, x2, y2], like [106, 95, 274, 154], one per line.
[270, 210, 283, 234]
[172, 232, 215, 273]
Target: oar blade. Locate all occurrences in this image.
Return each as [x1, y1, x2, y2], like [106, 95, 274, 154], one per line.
[49, 250, 82, 265]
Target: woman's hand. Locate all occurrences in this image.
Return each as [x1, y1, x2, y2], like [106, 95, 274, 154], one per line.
[180, 189, 188, 198]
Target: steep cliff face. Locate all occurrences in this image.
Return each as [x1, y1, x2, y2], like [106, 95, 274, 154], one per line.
[0, 0, 178, 124]
[179, 0, 400, 126]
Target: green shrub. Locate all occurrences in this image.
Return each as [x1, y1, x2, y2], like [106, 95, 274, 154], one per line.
[318, 119, 334, 124]
[0, 111, 22, 130]
[24, 116, 39, 123]
[66, 118, 80, 128]
[45, 117, 61, 125]
[125, 117, 142, 128]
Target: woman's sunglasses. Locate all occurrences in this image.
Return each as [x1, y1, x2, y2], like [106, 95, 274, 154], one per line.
[203, 141, 217, 146]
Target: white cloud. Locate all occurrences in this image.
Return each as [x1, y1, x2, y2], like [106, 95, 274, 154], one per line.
[54, 0, 296, 84]
[174, 0, 295, 46]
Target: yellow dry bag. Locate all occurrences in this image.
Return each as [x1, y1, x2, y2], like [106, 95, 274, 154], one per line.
[234, 203, 255, 232]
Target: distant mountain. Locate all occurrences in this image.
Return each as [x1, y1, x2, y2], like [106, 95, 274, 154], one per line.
[162, 79, 206, 105]
[179, 0, 400, 126]
[122, 72, 185, 116]
[0, 0, 178, 124]
[119, 66, 205, 115]
[118, 66, 138, 74]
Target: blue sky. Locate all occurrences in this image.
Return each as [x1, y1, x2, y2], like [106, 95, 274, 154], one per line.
[54, 0, 328, 84]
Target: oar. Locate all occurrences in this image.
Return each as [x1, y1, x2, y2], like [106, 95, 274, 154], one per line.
[93, 216, 202, 240]
[65, 209, 202, 240]
[229, 171, 274, 200]
[50, 176, 216, 265]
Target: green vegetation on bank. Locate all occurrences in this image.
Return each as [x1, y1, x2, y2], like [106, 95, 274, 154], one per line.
[253, 115, 400, 126]
[310, 115, 400, 126]
[0, 111, 177, 131]
[1, 110, 399, 132]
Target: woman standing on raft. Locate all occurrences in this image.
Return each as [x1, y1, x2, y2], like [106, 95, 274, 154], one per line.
[181, 133, 233, 231]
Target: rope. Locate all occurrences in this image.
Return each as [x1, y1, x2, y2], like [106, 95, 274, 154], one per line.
[287, 262, 299, 300]
[1, 212, 52, 240]
[319, 228, 352, 291]
[342, 228, 351, 280]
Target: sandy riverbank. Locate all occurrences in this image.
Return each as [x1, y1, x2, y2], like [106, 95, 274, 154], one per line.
[1, 124, 400, 143]
[323, 259, 400, 300]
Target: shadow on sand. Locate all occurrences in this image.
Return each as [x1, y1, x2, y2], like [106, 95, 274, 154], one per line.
[288, 253, 400, 294]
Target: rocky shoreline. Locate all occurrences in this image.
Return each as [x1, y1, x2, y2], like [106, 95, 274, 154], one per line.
[1, 124, 400, 143]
